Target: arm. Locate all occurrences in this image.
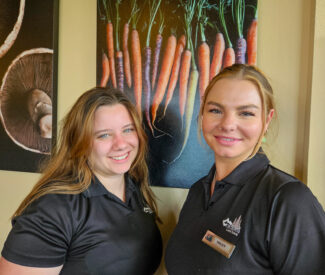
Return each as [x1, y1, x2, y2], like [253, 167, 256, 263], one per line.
[0, 257, 62, 274]
[267, 181, 325, 274]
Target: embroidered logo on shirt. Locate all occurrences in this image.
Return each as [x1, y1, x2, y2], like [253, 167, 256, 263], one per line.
[222, 215, 242, 236]
[143, 206, 153, 214]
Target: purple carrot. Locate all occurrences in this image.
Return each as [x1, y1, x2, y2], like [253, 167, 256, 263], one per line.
[232, 0, 246, 64]
[116, 51, 124, 91]
[151, 33, 163, 90]
[143, 46, 154, 133]
[235, 37, 246, 64]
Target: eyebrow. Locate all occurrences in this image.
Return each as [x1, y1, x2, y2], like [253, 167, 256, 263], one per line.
[206, 101, 260, 110]
[94, 123, 135, 135]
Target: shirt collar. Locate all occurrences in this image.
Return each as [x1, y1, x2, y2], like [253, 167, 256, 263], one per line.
[222, 152, 269, 185]
[203, 151, 270, 187]
[82, 174, 137, 200]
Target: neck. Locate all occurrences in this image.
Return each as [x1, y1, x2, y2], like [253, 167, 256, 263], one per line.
[95, 173, 126, 202]
[213, 149, 255, 181]
[214, 157, 245, 181]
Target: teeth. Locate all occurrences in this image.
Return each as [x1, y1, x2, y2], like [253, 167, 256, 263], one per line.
[111, 153, 128, 160]
[222, 138, 234, 141]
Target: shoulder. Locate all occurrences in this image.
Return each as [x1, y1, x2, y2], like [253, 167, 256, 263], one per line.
[264, 165, 300, 187]
[255, 164, 304, 197]
[264, 168, 325, 224]
[12, 193, 84, 235]
[20, 193, 79, 217]
[272, 180, 323, 214]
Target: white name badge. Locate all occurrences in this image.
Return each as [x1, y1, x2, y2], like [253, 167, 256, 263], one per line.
[202, 230, 236, 259]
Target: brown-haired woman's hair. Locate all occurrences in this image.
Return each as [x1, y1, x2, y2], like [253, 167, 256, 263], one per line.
[198, 64, 276, 158]
[14, 87, 158, 218]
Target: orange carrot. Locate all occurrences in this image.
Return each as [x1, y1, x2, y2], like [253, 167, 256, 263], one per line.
[131, 29, 142, 115]
[247, 18, 257, 65]
[210, 32, 225, 81]
[151, 34, 177, 126]
[198, 41, 210, 101]
[106, 22, 117, 88]
[100, 52, 110, 87]
[163, 34, 186, 116]
[223, 47, 235, 68]
[123, 23, 132, 88]
[178, 49, 191, 124]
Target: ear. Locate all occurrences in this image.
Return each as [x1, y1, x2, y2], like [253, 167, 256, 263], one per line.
[265, 109, 274, 131]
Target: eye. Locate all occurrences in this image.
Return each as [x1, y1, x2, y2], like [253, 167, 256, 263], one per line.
[208, 108, 222, 114]
[97, 133, 110, 139]
[124, 127, 135, 133]
[240, 111, 255, 117]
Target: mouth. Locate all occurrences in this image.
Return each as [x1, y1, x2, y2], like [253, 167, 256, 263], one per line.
[110, 152, 129, 161]
[219, 137, 239, 142]
[215, 136, 241, 145]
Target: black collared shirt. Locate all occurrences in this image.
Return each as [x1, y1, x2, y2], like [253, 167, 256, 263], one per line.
[165, 153, 325, 274]
[2, 176, 162, 275]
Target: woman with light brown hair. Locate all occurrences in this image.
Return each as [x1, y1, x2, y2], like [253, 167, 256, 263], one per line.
[0, 87, 162, 274]
[165, 64, 325, 274]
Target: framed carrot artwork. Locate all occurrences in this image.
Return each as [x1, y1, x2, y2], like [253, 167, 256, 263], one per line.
[0, 0, 59, 173]
[97, 0, 258, 188]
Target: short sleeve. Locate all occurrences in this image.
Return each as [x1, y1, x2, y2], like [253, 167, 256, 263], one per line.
[1, 194, 74, 267]
[267, 181, 325, 275]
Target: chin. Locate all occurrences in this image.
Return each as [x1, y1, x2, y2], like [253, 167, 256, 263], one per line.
[214, 150, 241, 160]
[111, 164, 133, 175]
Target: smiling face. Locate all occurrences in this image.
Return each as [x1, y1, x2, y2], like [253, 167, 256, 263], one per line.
[88, 104, 139, 180]
[202, 78, 273, 165]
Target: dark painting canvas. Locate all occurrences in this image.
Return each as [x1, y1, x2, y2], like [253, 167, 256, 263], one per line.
[96, 0, 258, 187]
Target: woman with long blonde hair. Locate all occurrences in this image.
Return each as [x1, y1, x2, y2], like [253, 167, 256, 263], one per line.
[0, 87, 162, 274]
[165, 64, 325, 274]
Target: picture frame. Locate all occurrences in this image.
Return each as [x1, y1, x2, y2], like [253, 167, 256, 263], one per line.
[0, 0, 59, 173]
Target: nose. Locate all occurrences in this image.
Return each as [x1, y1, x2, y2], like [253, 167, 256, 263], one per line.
[112, 134, 127, 150]
[219, 113, 236, 131]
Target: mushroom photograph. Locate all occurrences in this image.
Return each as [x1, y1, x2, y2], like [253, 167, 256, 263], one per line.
[0, 0, 58, 172]
[0, 48, 53, 154]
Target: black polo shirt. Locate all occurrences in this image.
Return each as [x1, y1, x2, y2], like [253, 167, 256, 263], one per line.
[165, 153, 325, 274]
[2, 176, 162, 275]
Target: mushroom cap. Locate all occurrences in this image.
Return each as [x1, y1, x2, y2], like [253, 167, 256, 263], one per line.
[0, 48, 53, 154]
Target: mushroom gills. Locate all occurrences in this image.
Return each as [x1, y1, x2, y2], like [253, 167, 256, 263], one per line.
[27, 88, 52, 139]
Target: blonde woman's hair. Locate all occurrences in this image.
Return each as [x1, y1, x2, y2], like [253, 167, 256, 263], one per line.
[14, 87, 158, 219]
[198, 64, 276, 158]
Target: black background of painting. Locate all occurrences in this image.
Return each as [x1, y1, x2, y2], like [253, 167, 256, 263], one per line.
[96, 0, 257, 188]
[0, 0, 58, 173]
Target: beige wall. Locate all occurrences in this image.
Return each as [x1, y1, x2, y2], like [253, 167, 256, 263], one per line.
[0, 1, 324, 274]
